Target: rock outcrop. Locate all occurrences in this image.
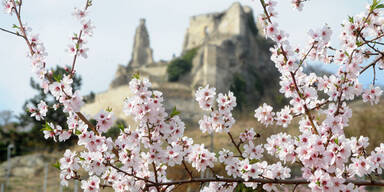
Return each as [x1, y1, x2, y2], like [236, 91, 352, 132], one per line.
[110, 19, 158, 89]
[130, 18, 154, 67]
[84, 2, 281, 124]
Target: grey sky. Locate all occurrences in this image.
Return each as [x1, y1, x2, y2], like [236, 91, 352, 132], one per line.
[0, 0, 379, 114]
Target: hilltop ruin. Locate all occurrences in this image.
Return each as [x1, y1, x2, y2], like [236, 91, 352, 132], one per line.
[82, 2, 281, 124]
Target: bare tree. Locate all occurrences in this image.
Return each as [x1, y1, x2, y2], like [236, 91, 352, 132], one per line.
[0, 110, 14, 126]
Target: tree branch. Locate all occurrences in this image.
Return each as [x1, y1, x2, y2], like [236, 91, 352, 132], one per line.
[0, 27, 23, 38]
[182, 160, 193, 179]
[11, 0, 34, 55]
[227, 132, 244, 158]
[69, 0, 91, 77]
[146, 177, 384, 187]
[107, 162, 154, 184]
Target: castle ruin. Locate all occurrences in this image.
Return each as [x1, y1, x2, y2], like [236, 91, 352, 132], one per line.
[83, 2, 280, 124]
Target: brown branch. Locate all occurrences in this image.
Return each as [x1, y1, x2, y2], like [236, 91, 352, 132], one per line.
[146, 177, 384, 187]
[327, 46, 337, 51]
[373, 62, 377, 85]
[11, 0, 34, 55]
[373, 41, 384, 46]
[295, 42, 316, 74]
[152, 162, 160, 191]
[69, 30, 82, 77]
[292, 100, 329, 118]
[182, 160, 193, 179]
[69, 0, 91, 77]
[75, 112, 99, 135]
[0, 27, 23, 38]
[259, 0, 272, 23]
[360, 56, 383, 74]
[290, 71, 319, 135]
[359, 33, 384, 50]
[107, 163, 155, 184]
[360, 35, 384, 57]
[146, 123, 161, 192]
[292, 184, 299, 192]
[227, 132, 244, 158]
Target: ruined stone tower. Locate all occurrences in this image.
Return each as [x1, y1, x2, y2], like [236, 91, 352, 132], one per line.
[129, 18, 154, 68]
[182, 2, 248, 51]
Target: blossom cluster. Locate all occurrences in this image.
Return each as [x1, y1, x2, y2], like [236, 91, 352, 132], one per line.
[196, 85, 236, 133]
[28, 100, 48, 121]
[3, 0, 13, 14]
[67, 5, 94, 59]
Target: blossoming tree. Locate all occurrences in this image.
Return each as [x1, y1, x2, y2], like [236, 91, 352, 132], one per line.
[2, 0, 384, 191]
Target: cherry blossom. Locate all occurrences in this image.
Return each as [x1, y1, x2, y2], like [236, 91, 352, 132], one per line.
[95, 110, 115, 133]
[3, 0, 13, 14]
[28, 100, 48, 121]
[73, 7, 87, 19]
[254, 103, 275, 126]
[81, 175, 100, 192]
[195, 84, 216, 111]
[362, 85, 383, 105]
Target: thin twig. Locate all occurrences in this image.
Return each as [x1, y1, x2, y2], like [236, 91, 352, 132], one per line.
[360, 56, 383, 74]
[292, 100, 330, 118]
[11, 0, 34, 55]
[295, 42, 316, 74]
[69, 0, 91, 77]
[75, 112, 99, 135]
[182, 160, 193, 179]
[227, 132, 244, 158]
[259, 0, 272, 23]
[290, 71, 319, 135]
[108, 163, 154, 184]
[292, 184, 299, 192]
[373, 63, 376, 85]
[0, 27, 23, 38]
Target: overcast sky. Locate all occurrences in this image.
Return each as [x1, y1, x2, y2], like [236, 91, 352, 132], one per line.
[0, 0, 380, 114]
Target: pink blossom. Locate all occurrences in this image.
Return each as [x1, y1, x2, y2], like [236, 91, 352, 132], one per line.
[362, 85, 383, 105]
[254, 103, 275, 126]
[95, 110, 115, 133]
[195, 85, 216, 111]
[81, 176, 100, 192]
[3, 0, 13, 14]
[73, 7, 87, 19]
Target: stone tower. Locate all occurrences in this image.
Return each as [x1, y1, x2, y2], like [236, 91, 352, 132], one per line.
[129, 18, 154, 67]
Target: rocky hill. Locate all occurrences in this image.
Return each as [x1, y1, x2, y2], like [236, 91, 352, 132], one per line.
[82, 2, 281, 125]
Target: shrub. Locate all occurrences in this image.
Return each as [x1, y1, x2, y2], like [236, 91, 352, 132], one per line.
[167, 48, 198, 81]
[230, 73, 247, 110]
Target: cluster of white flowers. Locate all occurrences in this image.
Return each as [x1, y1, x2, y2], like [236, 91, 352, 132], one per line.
[362, 85, 383, 105]
[67, 5, 94, 59]
[196, 85, 236, 133]
[28, 100, 48, 121]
